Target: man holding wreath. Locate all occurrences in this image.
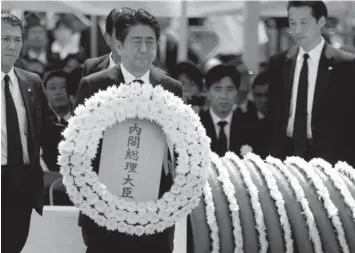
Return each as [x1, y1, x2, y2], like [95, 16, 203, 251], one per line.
[75, 7, 182, 253]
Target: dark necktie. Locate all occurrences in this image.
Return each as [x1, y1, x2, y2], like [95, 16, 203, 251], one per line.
[217, 121, 228, 156]
[132, 79, 144, 84]
[4, 75, 24, 165]
[293, 53, 309, 156]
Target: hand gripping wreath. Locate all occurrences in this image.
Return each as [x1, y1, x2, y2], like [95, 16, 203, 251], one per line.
[58, 82, 211, 236]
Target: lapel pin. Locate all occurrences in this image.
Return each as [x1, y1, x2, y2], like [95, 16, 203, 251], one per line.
[28, 88, 32, 92]
[328, 66, 333, 70]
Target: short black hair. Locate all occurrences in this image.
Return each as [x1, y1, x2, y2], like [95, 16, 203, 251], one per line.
[105, 8, 120, 36]
[43, 70, 69, 89]
[252, 71, 268, 89]
[114, 8, 160, 43]
[1, 13, 24, 37]
[287, 1, 328, 20]
[205, 64, 241, 90]
[172, 61, 204, 91]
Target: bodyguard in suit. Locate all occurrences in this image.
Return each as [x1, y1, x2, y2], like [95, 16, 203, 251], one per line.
[1, 14, 49, 252]
[75, 8, 182, 253]
[81, 8, 124, 77]
[199, 64, 250, 157]
[267, 1, 355, 165]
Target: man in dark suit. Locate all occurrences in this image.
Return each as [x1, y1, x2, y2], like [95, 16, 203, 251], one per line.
[81, 8, 124, 77]
[75, 8, 182, 253]
[1, 14, 49, 253]
[42, 70, 73, 172]
[267, 1, 355, 165]
[199, 64, 250, 157]
[248, 71, 271, 158]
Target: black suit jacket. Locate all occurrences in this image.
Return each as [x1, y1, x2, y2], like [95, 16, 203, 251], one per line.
[82, 54, 110, 77]
[199, 108, 250, 157]
[267, 43, 355, 165]
[75, 65, 182, 231]
[4, 68, 49, 215]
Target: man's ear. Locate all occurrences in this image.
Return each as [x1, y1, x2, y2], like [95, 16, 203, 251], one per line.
[104, 32, 111, 45]
[318, 16, 326, 28]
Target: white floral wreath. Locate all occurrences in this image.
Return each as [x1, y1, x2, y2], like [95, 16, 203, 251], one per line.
[58, 82, 210, 236]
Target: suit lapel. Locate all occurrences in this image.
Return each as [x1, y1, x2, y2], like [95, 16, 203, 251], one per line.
[14, 68, 36, 159]
[201, 111, 217, 147]
[283, 46, 298, 120]
[149, 68, 160, 87]
[312, 44, 332, 123]
[94, 54, 110, 72]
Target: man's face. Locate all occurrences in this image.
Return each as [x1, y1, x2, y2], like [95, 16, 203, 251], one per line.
[26, 25, 48, 50]
[208, 76, 237, 116]
[45, 77, 70, 108]
[1, 22, 23, 72]
[117, 24, 157, 73]
[288, 6, 325, 51]
[253, 83, 268, 115]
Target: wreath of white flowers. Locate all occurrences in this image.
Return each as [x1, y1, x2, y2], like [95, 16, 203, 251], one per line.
[58, 82, 210, 236]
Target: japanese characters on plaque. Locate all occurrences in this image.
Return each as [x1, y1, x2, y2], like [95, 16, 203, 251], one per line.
[121, 123, 142, 199]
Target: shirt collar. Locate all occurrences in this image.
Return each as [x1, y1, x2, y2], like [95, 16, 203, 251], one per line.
[108, 52, 116, 69]
[209, 108, 233, 127]
[120, 63, 150, 84]
[257, 111, 266, 120]
[54, 111, 72, 123]
[2, 68, 16, 84]
[298, 37, 325, 63]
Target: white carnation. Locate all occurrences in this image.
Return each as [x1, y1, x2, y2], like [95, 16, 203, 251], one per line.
[163, 192, 175, 203]
[171, 184, 181, 194]
[94, 200, 107, 213]
[144, 224, 156, 235]
[117, 222, 128, 233]
[74, 176, 86, 187]
[134, 226, 145, 236]
[60, 165, 71, 176]
[104, 206, 117, 219]
[157, 199, 167, 210]
[138, 215, 149, 225]
[116, 211, 127, 222]
[156, 222, 166, 233]
[146, 201, 158, 212]
[96, 215, 106, 227]
[125, 201, 137, 212]
[175, 175, 187, 187]
[79, 186, 92, 198]
[136, 202, 147, 213]
[57, 153, 70, 167]
[126, 213, 139, 225]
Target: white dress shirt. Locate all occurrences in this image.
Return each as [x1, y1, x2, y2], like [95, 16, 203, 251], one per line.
[287, 37, 325, 139]
[1, 69, 30, 165]
[209, 108, 234, 149]
[120, 64, 150, 84]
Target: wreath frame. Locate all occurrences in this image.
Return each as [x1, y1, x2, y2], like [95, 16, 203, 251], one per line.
[58, 82, 210, 236]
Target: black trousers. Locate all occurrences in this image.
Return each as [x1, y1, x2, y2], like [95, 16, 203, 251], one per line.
[83, 225, 175, 253]
[2, 165, 34, 253]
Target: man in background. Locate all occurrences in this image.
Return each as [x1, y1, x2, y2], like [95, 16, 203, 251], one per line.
[2, 13, 49, 252]
[267, 1, 355, 165]
[81, 8, 123, 77]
